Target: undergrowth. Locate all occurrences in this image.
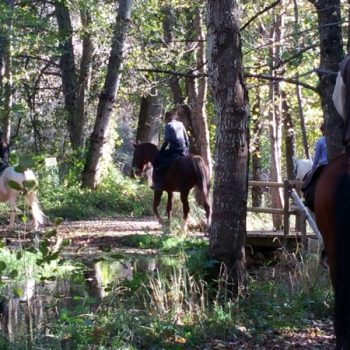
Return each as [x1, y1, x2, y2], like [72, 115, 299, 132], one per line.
[46, 249, 332, 349]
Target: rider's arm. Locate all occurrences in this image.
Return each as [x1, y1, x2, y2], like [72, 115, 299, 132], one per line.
[160, 124, 170, 151]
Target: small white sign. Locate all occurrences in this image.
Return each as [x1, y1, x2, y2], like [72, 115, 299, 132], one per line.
[45, 157, 57, 167]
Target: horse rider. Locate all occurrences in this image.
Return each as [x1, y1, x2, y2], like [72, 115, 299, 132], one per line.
[333, 54, 350, 146]
[151, 111, 190, 191]
[312, 123, 328, 171]
[301, 124, 328, 211]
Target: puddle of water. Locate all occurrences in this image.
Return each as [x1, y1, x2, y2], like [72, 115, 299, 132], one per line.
[0, 254, 159, 348]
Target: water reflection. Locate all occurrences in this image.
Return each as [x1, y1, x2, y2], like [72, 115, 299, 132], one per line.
[0, 254, 158, 346]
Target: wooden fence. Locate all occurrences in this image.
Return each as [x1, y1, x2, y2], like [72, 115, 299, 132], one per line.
[247, 180, 318, 248]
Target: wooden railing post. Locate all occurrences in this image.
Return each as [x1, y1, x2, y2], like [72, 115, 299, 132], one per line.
[283, 179, 290, 236]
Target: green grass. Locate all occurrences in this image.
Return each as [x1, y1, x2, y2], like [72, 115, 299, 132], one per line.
[46, 250, 332, 349]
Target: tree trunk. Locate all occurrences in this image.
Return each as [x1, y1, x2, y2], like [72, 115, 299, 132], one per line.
[74, 9, 93, 151]
[0, 0, 14, 143]
[296, 85, 310, 159]
[207, 0, 248, 296]
[55, 3, 78, 148]
[293, 0, 309, 160]
[82, 0, 133, 188]
[269, 10, 283, 230]
[309, 0, 343, 159]
[55, 3, 93, 151]
[162, 6, 184, 105]
[135, 90, 162, 145]
[281, 90, 296, 180]
[251, 88, 263, 207]
[133, 89, 162, 183]
[185, 7, 212, 174]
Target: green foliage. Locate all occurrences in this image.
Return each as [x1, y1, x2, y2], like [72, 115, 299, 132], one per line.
[48, 252, 332, 349]
[39, 165, 154, 220]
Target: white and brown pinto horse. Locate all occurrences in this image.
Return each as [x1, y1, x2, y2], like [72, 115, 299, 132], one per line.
[293, 157, 312, 180]
[0, 166, 44, 230]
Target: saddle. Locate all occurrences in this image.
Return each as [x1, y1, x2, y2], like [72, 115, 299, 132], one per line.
[157, 151, 183, 171]
[301, 164, 326, 212]
[152, 152, 185, 191]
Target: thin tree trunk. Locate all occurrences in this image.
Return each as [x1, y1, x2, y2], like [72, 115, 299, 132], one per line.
[0, 0, 14, 143]
[269, 9, 283, 230]
[292, 1, 310, 159]
[251, 88, 263, 207]
[162, 6, 184, 105]
[74, 9, 93, 151]
[82, 0, 133, 188]
[55, 3, 78, 148]
[55, 3, 93, 151]
[296, 85, 310, 159]
[309, 0, 343, 159]
[207, 0, 248, 296]
[185, 7, 212, 174]
[281, 90, 296, 180]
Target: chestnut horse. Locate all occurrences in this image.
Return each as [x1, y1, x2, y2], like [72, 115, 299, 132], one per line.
[314, 153, 350, 349]
[132, 142, 211, 229]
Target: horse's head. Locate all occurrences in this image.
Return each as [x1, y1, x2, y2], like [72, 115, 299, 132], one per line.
[132, 142, 158, 176]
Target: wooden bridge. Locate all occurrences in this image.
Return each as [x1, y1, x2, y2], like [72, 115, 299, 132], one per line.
[246, 180, 321, 251]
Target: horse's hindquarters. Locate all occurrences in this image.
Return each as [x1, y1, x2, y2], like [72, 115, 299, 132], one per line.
[314, 154, 350, 348]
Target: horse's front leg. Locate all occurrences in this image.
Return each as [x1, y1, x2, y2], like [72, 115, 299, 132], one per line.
[8, 193, 17, 229]
[180, 190, 190, 233]
[153, 190, 163, 224]
[166, 192, 173, 222]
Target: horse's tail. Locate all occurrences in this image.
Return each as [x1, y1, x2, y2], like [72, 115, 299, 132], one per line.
[334, 168, 350, 349]
[23, 171, 45, 229]
[26, 191, 45, 229]
[192, 156, 210, 206]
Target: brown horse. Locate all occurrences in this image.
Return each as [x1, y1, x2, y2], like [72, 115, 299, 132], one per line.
[314, 152, 350, 349]
[132, 142, 211, 230]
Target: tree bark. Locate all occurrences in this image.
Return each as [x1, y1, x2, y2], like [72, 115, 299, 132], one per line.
[0, 0, 14, 143]
[74, 9, 93, 151]
[207, 0, 248, 296]
[296, 84, 310, 159]
[82, 0, 133, 188]
[55, 3, 78, 148]
[292, 1, 310, 159]
[268, 9, 283, 230]
[309, 0, 343, 159]
[162, 6, 184, 105]
[55, 3, 93, 151]
[185, 7, 212, 174]
[135, 89, 162, 145]
[251, 88, 263, 207]
[281, 90, 296, 180]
